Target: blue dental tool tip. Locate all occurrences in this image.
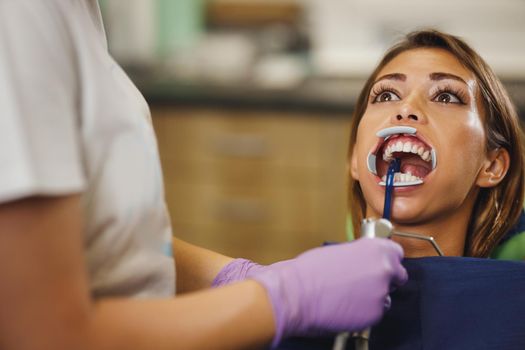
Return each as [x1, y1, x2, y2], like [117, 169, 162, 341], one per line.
[383, 158, 400, 220]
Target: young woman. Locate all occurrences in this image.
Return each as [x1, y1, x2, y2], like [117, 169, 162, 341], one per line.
[268, 29, 525, 350]
[0, 1, 407, 349]
[348, 29, 525, 258]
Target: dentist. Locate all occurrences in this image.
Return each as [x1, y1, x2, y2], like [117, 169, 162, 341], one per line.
[0, 1, 407, 349]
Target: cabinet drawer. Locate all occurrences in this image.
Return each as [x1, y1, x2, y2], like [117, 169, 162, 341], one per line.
[159, 156, 322, 188]
[165, 181, 323, 231]
[165, 181, 345, 238]
[152, 107, 325, 167]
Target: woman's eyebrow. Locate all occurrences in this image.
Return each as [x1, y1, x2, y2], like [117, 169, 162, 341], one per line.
[373, 73, 406, 85]
[429, 72, 467, 85]
[372, 72, 469, 87]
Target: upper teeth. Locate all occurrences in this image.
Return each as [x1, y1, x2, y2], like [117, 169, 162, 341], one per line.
[383, 140, 431, 162]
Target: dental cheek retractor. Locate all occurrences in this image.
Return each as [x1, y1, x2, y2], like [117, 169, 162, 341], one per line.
[367, 126, 436, 187]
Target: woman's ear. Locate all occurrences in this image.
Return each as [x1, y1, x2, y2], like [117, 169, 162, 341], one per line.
[349, 146, 359, 181]
[476, 148, 510, 188]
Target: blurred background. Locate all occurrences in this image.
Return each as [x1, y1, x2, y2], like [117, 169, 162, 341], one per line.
[99, 0, 525, 263]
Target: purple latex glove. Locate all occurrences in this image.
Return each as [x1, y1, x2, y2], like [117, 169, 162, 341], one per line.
[212, 258, 265, 287]
[251, 238, 407, 347]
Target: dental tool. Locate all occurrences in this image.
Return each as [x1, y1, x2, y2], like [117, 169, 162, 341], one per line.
[333, 161, 399, 350]
[382, 158, 400, 221]
[333, 157, 444, 350]
[344, 159, 400, 350]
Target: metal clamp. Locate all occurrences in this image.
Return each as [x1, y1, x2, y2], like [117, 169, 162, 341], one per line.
[361, 218, 444, 256]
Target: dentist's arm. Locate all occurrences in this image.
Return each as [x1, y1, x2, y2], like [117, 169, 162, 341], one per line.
[0, 195, 407, 350]
[0, 195, 274, 350]
[172, 237, 233, 294]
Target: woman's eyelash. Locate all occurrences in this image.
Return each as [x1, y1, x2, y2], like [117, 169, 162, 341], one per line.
[370, 83, 400, 103]
[369, 83, 468, 105]
[431, 85, 468, 105]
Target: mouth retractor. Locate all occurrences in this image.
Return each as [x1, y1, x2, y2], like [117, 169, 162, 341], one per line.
[367, 126, 436, 187]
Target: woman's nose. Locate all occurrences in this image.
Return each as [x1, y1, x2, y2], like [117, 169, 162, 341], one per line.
[391, 98, 427, 124]
[394, 113, 419, 122]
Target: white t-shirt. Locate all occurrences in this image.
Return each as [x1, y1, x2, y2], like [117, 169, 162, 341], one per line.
[0, 0, 175, 298]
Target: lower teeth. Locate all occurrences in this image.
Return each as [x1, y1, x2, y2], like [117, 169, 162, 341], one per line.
[379, 172, 423, 186]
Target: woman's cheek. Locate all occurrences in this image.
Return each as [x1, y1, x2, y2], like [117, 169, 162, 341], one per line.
[455, 131, 486, 178]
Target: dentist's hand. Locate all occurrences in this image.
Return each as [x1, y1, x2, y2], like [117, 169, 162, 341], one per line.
[213, 238, 407, 347]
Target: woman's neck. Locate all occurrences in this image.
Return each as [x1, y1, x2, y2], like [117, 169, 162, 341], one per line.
[390, 208, 471, 257]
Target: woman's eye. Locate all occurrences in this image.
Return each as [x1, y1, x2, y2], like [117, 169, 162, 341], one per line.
[374, 91, 400, 103]
[435, 92, 461, 104]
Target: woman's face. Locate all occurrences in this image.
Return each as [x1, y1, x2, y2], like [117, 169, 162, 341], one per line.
[351, 48, 487, 225]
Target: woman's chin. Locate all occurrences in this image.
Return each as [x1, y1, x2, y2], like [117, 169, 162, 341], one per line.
[389, 208, 429, 225]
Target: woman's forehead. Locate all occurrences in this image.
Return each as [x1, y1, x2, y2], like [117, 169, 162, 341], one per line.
[376, 48, 476, 85]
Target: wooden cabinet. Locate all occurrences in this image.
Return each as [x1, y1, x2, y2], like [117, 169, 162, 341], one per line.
[152, 106, 350, 263]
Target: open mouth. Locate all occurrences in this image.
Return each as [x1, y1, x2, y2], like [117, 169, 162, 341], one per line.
[367, 126, 436, 187]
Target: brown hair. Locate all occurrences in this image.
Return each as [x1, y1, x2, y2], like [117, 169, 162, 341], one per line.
[348, 29, 525, 257]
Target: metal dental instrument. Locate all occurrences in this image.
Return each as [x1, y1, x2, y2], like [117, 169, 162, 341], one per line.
[360, 218, 444, 257]
[390, 229, 444, 257]
[333, 158, 443, 350]
[346, 160, 401, 350]
[333, 159, 400, 350]
[344, 219, 444, 350]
